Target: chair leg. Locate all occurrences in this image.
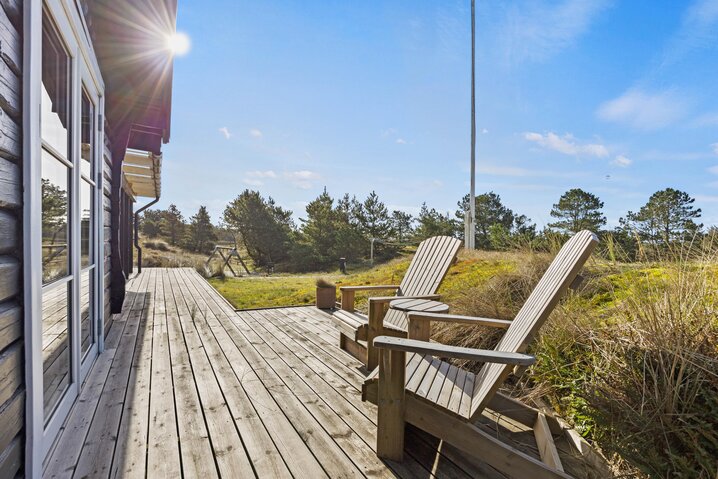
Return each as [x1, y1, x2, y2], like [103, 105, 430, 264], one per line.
[376, 348, 406, 461]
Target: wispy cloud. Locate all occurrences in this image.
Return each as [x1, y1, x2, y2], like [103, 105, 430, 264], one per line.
[523, 131, 609, 157]
[481, 128, 489, 134]
[396, 138, 407, 145]
[596, 88, 688, 130]
[241, 170, 277, 187]
[218, 127, 232, 139]
[250, 128, 263, 138]
[478, 163, 583, 178]
[246, 170, 277, 179]
[611, 154, 632, 167]
[499, 0, 611, 64]
[691, 111, 718, 127]
[712, 143, 718, 155]
[242, 178, 264, 187]
[284, 170, 320, 189]
[663, 0, 718, 64]
[708, 165, 718, 175]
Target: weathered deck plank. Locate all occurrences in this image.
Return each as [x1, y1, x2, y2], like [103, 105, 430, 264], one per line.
[44, 268, 505, 479]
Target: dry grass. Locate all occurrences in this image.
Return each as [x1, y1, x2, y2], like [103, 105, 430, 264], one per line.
[432, 247, 718, 478]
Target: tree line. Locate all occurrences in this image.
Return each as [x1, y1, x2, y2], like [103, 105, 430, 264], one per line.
[141, 186, 705, 272]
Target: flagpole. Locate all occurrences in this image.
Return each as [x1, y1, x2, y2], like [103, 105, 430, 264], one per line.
[468, 0, 476, 249]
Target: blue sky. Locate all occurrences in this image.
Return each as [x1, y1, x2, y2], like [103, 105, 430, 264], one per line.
[159, 0, 718, 228]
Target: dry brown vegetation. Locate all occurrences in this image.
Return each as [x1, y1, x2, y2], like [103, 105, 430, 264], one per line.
[434, 247, 718, 478]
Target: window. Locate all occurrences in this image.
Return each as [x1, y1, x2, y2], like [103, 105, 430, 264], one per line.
[80, 87, 96, 358]
[40, 15, 73, 421]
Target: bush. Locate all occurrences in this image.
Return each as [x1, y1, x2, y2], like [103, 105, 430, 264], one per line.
[145, 240, 169, 251]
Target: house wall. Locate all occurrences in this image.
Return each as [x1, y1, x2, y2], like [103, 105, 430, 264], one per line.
[0, 0, 25, 477]
[103, 138, 113, 336]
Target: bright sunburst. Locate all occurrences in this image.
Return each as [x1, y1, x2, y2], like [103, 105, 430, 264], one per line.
[167, 31, 191, 56]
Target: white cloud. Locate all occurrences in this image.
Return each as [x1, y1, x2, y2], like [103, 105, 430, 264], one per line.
[663, 0, 718, 64]
[246, 170, 277, 179]
[481, 128, 489, 134]
[499, 0, 611, 64]
[283, 170, 320, 189]
[596, 88, 688, 130]
[242, 178, 264, 187]
[396, 138, 407, 144]
[242, 170, 276, 187]
[611, 155, 632, 167]
[712, 143, 718, 155]
[708, 165, 718, 175]
[250, 128, 263, 138]
[218, 127, 232, 139]
[523, 131, 609, 157]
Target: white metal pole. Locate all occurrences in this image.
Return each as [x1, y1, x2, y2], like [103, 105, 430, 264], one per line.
[468, 0, 477, 249]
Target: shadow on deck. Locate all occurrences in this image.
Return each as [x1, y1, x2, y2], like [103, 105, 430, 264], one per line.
[44, 268, 509, 478]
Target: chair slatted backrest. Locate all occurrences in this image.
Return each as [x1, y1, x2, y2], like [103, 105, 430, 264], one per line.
[469, 230, 598, 420]
[385, 236, 462, 330]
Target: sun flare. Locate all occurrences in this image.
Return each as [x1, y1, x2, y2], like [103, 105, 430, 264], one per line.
[167, 31, 191, 56]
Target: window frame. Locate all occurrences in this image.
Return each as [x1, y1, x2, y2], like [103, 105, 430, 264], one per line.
[24, 0, 106, 475]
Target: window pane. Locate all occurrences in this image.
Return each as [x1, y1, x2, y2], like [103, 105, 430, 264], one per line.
[81, 178, 93, 268]
[80, 269, 93, 357]
[41, 18, 70, 158]
[42, 151, 70, 284]
[42, 281, 71, 422]
[81, 89, 94, 178]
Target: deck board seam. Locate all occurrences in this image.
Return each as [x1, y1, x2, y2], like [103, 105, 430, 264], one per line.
[174, 268, 323, 478]
[177, 270, 350, 478]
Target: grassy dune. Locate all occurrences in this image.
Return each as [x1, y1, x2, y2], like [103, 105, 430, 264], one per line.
[209, 247, 718, 477]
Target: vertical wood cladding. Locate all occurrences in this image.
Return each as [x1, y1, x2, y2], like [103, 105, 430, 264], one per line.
[0, 1, 23, 477]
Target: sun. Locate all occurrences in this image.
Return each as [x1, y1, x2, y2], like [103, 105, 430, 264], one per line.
[167, 31, 191, 56]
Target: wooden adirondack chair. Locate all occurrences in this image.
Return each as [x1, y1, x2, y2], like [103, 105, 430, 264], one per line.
[366, 230, 598, 479]
[331, 236, 462, 370]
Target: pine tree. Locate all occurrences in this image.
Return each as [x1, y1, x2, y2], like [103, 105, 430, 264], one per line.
[548, 188, 606, 234]
[161, 204, 186, 245]
[223, 190, 294, 267]
[184, 206, 217, 253]
[621, 188, 702, 243]
[456, 192, 516, 248]
[415, 203, 457, 240]
[390, 210, 414, 243]
[300, 190, 338, 268]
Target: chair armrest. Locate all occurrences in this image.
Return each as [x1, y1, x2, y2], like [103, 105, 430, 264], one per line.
[373, 336, 535, 366]
[340, 285, 401, 312]
[368, 294, 441, 305]
[407, 312, 511, 328]
[339, 285, 401, 292]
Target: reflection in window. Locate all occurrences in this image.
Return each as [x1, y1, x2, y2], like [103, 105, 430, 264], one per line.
[41, 12, 73, 423]
[41, 17, 70, 158]
[42, 151, 69, 284]
[81, 89, 94, 178]
[80, 179, 92, 268]
[80, 270, 93, 357]
[42, 281, 71, 422]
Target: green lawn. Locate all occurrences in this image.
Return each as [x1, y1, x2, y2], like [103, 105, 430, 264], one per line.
[207, 249, 518, 310]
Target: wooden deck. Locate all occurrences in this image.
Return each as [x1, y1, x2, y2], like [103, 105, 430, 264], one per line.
[43, 268, 505, 479]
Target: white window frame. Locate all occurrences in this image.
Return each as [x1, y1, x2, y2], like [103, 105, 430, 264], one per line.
[23, 0, 105, 476]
